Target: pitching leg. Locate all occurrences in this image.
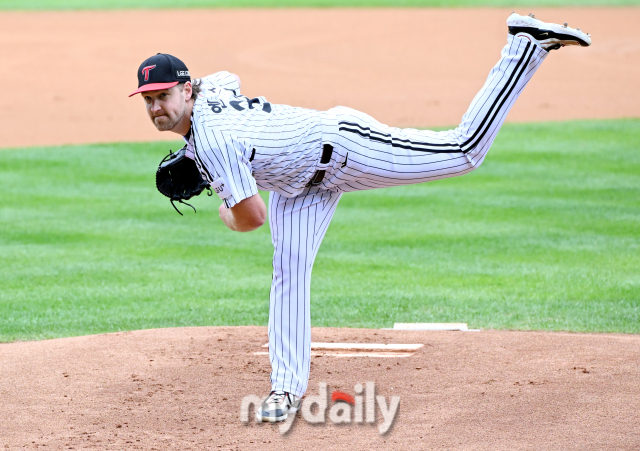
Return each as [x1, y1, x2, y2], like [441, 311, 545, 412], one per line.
[267, 187, 342, 397]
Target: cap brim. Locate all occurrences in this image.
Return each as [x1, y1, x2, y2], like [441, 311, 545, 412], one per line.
[128, 81, 180, 97]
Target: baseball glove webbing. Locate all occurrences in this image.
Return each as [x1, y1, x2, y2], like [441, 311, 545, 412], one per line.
[156, 145, 212, 215]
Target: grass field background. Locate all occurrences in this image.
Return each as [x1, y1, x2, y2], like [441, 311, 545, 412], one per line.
[1, 119, 638, 342]
[1, 0, 639, 10]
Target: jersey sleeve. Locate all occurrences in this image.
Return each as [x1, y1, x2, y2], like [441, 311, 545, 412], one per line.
[192, 126, 257, 209]
[199, 71, 241, 95]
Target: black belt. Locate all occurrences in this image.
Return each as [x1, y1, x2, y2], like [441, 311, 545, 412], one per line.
[305, 144, 333, 187]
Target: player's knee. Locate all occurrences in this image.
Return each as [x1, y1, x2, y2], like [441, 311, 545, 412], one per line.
[464, 153, 488, 174]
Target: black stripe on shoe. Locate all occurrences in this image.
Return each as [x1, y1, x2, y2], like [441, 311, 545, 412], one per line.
[508, 26, 590, 47]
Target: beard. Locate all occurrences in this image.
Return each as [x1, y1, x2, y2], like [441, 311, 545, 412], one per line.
[152, 105, 185, 132]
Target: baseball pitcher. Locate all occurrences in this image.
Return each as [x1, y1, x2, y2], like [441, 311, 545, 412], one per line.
[130, 13, 592, 422]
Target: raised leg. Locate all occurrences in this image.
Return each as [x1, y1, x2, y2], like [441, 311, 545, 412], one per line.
[321, 34, 549, 192]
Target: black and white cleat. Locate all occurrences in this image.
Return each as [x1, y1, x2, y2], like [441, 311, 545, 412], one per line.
[507, 12, 592, 50]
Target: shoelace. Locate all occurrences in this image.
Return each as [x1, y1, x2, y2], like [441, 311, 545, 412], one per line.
[266, 391, 288, 404]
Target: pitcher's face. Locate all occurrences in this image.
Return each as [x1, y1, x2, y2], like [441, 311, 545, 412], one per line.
[142, 84, 189, 132]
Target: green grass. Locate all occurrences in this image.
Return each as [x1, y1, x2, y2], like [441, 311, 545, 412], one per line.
[1, 119, 639, 342]
[1, 0, 639, 10]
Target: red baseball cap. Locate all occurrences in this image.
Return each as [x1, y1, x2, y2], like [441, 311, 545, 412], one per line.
[129, 53, 191, 97]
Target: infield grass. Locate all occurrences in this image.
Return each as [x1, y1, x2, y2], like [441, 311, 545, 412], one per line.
[0, 119, 639, 342]
[1, 0, 639, 10]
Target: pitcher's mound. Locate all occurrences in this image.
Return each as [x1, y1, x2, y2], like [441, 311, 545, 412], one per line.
[2, 326, 639, 449]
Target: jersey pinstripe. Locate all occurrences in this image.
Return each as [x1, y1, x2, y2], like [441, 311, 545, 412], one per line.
[267, 34, 548, 397]
[185, 71, 324, 208]
[183, 35, 548, 398]
[313, 36, 547, 194]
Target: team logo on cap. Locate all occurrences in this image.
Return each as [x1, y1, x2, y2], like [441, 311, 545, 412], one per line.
[141, 65, 157, 81]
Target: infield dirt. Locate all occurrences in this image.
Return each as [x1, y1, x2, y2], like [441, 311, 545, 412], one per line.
[1, 7, 639, 450]
[2, 327, 640, 450]
[0, 8, 639, 148]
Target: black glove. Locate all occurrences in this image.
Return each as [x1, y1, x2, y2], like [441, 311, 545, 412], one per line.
[156, 145, 212, 215]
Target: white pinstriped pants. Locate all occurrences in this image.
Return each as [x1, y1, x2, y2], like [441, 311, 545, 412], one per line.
[268, 35, 548, 396]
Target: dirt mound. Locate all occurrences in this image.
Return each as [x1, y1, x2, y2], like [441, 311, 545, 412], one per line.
[2, 8, 639, 449]
[2, 326, 639, 449]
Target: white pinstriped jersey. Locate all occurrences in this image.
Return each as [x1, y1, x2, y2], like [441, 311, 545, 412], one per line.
[184, 71, 323, 208]
[177, 33, 550, 399]
[263, 34, 549, 396]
